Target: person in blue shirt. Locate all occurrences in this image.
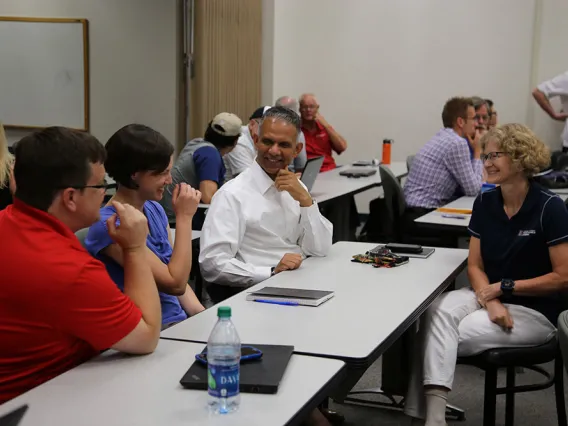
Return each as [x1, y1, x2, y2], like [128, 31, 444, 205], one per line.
[405, 123, 568, 426]
[160, 112, 242, 229]
[85, 124, 205, 328]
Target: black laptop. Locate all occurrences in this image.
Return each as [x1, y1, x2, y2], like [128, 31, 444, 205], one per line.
[0, 405, 28, 426]
[180, 344, 294, 394]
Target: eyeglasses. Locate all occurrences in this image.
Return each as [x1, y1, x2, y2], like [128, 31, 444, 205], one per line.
[300, 105, 318, 110]
[59, 183, 117, 191]
[475, 114, 489, 122]
[480, 152, 506, 162]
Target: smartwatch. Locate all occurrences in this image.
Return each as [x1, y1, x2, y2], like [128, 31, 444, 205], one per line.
[500, 279, 515, 300]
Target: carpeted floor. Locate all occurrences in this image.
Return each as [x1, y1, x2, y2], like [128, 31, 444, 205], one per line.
[330, 357, 567, 426]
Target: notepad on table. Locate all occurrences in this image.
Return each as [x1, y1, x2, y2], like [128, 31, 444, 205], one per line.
[246, 287, 335, 307]
[436, 207, 472, 215]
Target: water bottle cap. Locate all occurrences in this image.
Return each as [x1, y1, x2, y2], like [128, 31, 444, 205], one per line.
[217, 306, 232, 318]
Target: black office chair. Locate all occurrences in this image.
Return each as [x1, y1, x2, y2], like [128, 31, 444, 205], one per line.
[378, 165, 407, 242]
[406, 155, 416, 172]
[379, 165, 447, 246]
[456, 338, 566, 426]
[559, 310, 568, 374]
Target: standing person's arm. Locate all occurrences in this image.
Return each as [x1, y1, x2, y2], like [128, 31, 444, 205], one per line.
[533, 73, 568, 121]
[444, 140, 483, 196]
[316, 114, 347, 154]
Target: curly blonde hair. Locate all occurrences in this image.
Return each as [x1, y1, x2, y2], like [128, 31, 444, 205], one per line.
[480, 123, 550, 177]
[0, 123, 14, 189]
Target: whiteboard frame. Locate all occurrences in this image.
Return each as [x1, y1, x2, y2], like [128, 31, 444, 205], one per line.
[0, 16, 90, 131]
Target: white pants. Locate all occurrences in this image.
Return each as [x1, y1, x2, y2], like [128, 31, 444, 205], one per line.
[404, 287, 556, 419]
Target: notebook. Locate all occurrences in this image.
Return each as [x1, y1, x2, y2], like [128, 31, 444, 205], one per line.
[300, 156, 324, 191]
[246, 287, 335, 306]
[180, 344, 294, 394]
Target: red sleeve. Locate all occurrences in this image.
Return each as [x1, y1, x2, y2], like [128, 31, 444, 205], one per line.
[51, 259, 142, 350]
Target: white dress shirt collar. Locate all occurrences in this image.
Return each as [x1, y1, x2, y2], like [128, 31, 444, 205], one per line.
[249, 160, 277, 195]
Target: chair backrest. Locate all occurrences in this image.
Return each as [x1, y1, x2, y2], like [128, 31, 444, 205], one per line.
[559, 310, 568, 374]
[75, 228, 89, 249]
[406, 155, 415, 171]
[379, 164, 406, 221]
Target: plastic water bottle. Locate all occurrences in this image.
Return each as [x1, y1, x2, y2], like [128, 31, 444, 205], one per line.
[207, 306, 241, 414]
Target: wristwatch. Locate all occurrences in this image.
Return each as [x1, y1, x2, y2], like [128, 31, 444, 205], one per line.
[500, 279, 515, 300]
[271, 267, 276, 276]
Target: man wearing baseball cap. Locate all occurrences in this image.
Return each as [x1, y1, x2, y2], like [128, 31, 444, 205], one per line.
[160, 112, 242, 228]
[224, 106, 270, 181]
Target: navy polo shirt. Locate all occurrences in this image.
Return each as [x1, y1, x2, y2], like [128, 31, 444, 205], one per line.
[468, 181, 568, 325]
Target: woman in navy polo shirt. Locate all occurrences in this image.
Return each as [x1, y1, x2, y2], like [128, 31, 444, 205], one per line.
[405, 124, 568, 426]
[85, 124, 205, 328]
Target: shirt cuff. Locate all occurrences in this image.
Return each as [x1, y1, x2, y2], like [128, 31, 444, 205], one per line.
[254, 266, 273, 284]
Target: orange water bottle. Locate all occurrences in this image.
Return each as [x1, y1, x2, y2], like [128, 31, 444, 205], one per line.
[382, 139, 393, 165]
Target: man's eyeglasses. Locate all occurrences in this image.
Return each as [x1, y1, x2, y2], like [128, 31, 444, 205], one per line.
[480, 152, 506, 162]
[60, 183, 117, 191]
[475, 114, 489, 122]
[300, 105, 318, 110]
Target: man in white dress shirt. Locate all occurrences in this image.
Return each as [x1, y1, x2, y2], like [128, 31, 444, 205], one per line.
[200, 106, 333, 303]
[533, 70, 568, 152]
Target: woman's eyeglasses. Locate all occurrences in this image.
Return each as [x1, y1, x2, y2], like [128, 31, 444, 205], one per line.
[480, 152, 506, 162]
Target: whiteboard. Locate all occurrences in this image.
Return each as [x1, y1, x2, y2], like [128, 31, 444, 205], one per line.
[0, 18, 89, 130]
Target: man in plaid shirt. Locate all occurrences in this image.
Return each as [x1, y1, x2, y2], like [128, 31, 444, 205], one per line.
[404, 97, 483, 215]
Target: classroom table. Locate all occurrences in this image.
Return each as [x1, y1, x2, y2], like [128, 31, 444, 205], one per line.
[162, 241, 468, 369]
[311, 162, 408, 204]
[0, 340, 346, 426]
[414, 191, 568, 231]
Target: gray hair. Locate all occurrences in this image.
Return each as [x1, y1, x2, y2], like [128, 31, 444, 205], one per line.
[471, 96, 488, 110]
[259, 106, 301, 138]
[275, 96, 299, 114]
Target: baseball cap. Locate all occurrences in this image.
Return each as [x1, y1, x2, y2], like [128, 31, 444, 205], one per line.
[211, 112, 242, 137]
[249, 106, 271, 121]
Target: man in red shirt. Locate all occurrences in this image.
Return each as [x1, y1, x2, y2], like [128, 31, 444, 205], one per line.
[0, 127, 162, 404]
[300, 93, 348, 172]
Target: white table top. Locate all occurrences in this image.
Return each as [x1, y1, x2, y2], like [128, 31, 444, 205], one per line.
[310, 162, 408, 203]
[415, 191, 568, 229]
[162, 242, 468, 362]
[0, 340, 345, 426]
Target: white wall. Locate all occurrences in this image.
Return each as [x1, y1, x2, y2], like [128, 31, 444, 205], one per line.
[1, 0, 179, 146]
[263, 0, 568, 211]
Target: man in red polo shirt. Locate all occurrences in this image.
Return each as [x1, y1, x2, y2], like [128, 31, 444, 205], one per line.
[300, 93, 348, 172]
[0, 127, 161, 404]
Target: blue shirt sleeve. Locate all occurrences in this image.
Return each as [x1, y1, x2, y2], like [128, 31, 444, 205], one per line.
[193, 146, 225, 185]
[467, 194, 483, 239]
[542, 195, 568, 246]
[85, 207, 117, 257]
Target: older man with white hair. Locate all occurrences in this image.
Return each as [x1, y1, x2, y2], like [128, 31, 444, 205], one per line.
[300, 93, 348, 172]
